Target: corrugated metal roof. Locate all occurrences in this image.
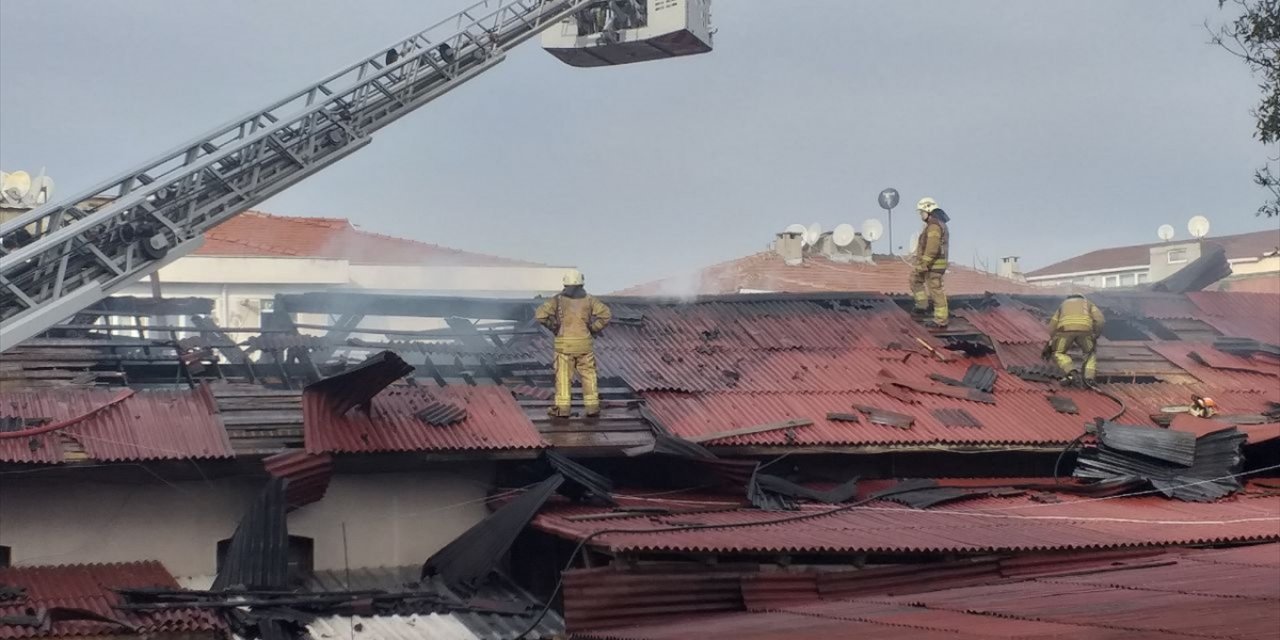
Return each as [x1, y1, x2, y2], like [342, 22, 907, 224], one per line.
[304, 385, 545, 454]
[533, 490, 1280, 556]
[591, 349, 1037, 394]
[568, 544, 1280, 639]
[1147, 342, 1280, 390]
[953, 306, 1049, 344]
[642, 389, 1106, 447]
[263, 449, 333, 508]
[0, 386, 232, 464]
[1203, 314, 1280, 343]
[0, 561, 223, 639]
[1187, 290, 1280, 319]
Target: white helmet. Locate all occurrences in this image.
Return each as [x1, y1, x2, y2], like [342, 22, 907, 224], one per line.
[563, 269, 585, 286]
[916, 197, 939, 214]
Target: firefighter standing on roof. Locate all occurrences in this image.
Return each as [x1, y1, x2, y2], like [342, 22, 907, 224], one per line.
[535, 269, 611, 418]
[1047, 293, 1106, 385]
[910, 197, 950, 328]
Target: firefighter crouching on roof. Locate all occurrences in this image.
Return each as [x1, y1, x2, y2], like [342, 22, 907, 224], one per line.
[535, 269, 612, 418]
[910, 197, 951, 328]
[1047, 293, 1105, 386]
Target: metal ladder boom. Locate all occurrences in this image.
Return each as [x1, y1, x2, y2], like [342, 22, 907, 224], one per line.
[0, 0, 591, 350]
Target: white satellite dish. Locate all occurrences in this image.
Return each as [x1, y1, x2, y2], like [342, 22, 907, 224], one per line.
[2, 170, 31, 203]
[907, 232, 920, 255]
[861, 219, 884, 242]
[0, 171, 8, 206]
[1157, 224, 1175, 242]
[803, 222, 822, 247]
[26, 175, 54, 206]
[832, 223, 857, 247]
[1188, 215, 1211, 239]
[784, 223, 807, 237]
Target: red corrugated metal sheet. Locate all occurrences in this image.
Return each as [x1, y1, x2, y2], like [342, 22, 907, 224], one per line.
[263, 449, 333, 507]
[1099, 292, 1207, 320]
[1203, 314, 1280, 343]
[569, 544, 1280, 639]
[642, 389, 1102, 446]
[592, 349, 1037, 394]
[1147, 342, 1280, 390]
[1187, 290, 1280, 320]
[592, 299, 941, 352]
[0, 387, 232, 464]
[533, 490, 1280, 556]
[1097, 383, 1280, 425]
[304, 385, 545, 454]
[563, 567, 745, 631]
[0, 561, 223, 638]
[954, 306, 1049, 344]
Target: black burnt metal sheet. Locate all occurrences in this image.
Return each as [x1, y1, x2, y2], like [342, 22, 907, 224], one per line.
[416, 401, 469, 426]
[932, 408, 982, 428]
[306, 350, 414, 414]
[1047, 395, 1080, 415]
[1097, 423, 1196, 467]
[544, 450, 616, 506]
[213, 478, 290, 591]
[853, 405, 914, 430]
[962, 364, 997, 393]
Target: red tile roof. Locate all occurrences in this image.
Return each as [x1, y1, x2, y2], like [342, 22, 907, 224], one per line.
[534, 486, 1280, 556]
[196, 210, 545, 267]
[0, 386, 233, 464]
[0, 561, 222, 638]
[1025, 229, 1280, 278]
[570, 544, 1280, 640]
[303, 385, 545, 454]
[613, 252, 1048, 296]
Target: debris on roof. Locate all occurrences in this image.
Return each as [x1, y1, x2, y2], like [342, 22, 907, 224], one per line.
[1075, 424, 1247, 502]
[306, 350, 414, 414]
[929, 363, 997, 394]
[853, 405, 914, 429]
[1046, 394, 1079, 414]
[1150, 244, 1233, 294]
[263, 449, 333, 509]
[416, 400, 469, 426]
[422, 475, 564, 595]
[544, 450, 616, 506]
[931, 408, 982, 428]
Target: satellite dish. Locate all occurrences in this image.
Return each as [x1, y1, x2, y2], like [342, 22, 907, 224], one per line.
[1188, 215, 1210, 239]
[832, 223, 857, 247]
[861, 219, 884, 242]
[2, 170, 31, 203]
[907, 232, 920, 255]
[803, 223, 822, 247]
[784, 223, 807, 237]
[26, 175, 54, 206]
[0, 172, 8, 206]
[1157, 224, 1175, 242]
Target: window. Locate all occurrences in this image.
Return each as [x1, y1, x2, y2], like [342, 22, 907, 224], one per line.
[216, 535, 314, 586]
[1119, 273, 1136, 287]
[1104, 275, 1119, 288]
[1168, 249, 1188, 264]
[260, 299, 275, 313]
[1137, 273, 1149, 284]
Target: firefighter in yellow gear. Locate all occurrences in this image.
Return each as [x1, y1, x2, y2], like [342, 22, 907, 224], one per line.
[1047, 293, 1105, 384]
[909, 197, 950, 328]
[535, 269, 612, 418]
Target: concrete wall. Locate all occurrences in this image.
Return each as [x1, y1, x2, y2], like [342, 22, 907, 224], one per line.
[0, 465, 493, 576]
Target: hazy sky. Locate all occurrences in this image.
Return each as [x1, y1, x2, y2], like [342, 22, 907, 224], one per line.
[2, 0, 1276, 291]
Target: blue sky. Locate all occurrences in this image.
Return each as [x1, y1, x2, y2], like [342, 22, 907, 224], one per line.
[2, 0, 1276, 290]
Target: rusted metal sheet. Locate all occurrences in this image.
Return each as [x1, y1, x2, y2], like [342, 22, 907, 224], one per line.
[0, 561, 223, 639]
[533, 490, 1280, 556]
[263, 449, 333, 508]
[0, 386, 232, 464]
[304, 385, 545, 454]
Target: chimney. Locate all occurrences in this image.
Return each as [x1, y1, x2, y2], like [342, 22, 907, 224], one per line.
[775, 232, 803, 266]
[998, 256, 1023, 280]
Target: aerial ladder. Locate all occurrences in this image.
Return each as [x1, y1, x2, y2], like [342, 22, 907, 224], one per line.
[0, 0, 712, 350]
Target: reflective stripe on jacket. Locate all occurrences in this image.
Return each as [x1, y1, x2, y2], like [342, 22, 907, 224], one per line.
[1050, 297, 1105, 334]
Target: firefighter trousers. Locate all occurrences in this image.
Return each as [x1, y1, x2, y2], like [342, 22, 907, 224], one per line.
[552, 350, 600, 416]
[910, 269, 949, 324]
[1051, 331, 1098, 380]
